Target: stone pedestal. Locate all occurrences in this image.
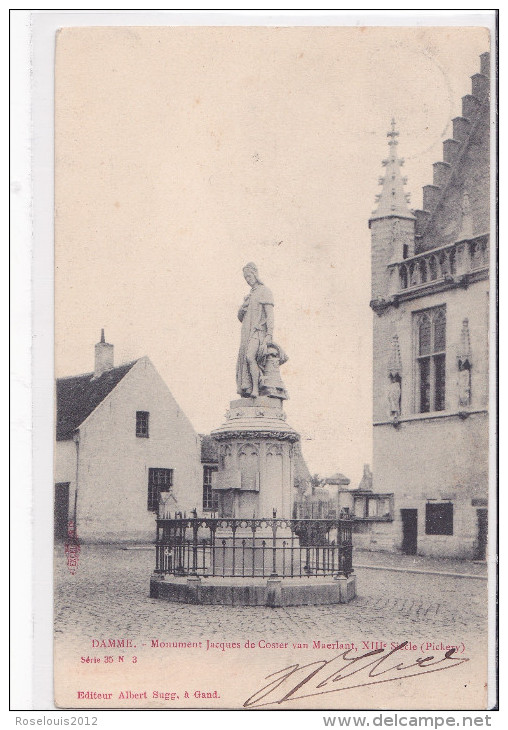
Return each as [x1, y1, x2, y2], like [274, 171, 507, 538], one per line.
[211, 396, 300, 519]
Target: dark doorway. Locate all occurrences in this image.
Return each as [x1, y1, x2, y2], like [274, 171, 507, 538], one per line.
[474, 509, 488, 560]
[54, 483, 70, 540]
[401, 509, 418, 555]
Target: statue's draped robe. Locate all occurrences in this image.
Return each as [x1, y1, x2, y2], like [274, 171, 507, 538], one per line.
[236, 283, 274, 397]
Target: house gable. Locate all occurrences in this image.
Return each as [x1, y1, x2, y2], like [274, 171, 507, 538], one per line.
[56, 360, 138, 441]
[415, 56, 490, 253]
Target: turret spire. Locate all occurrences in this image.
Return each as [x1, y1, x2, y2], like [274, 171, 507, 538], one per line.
[370, 119, 415, 222]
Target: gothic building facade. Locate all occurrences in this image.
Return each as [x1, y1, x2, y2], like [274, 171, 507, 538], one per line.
[368, 52, 491, 559]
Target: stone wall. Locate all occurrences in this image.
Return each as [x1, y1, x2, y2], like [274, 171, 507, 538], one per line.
[373, 411, 488, 558]
[372, 279, 489, 425]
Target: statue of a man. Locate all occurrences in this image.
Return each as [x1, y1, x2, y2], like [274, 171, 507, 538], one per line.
[388, 376, 401, 417]
[236, 262, 287, 399]
[458, 365, 471, 408]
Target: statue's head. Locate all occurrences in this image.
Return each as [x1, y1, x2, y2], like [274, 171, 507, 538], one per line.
[243, 262, 261, 286]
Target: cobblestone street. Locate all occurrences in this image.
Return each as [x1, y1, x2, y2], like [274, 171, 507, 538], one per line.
[54, 543, 488, 647]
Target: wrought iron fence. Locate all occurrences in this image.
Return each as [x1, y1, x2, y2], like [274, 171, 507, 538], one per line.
[154, 515, 353, 579]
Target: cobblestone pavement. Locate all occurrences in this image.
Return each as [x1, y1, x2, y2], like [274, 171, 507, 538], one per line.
[354, 548, 489, 577]
[54, 544, 489, 649]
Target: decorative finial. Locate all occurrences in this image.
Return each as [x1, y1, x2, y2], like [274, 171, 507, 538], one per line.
[370, 120, 414, 222]
[387, 118, 399, 147]
[457, 319, 472, 370]
[100, 328, 105, 343]
[388, 334, 403, 379]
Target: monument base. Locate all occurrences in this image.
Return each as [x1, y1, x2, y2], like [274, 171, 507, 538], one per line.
[149, 573, 357, 606]
[211, 396, 300, 519]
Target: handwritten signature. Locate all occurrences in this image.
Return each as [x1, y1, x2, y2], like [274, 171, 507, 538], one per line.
[243, 642, 469, 708]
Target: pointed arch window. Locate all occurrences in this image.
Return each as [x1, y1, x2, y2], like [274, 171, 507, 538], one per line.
[415, 306, 446, 413]
[400, 264, 408, 290]
[429, 255, 438, 281]
[420, 259, 428, 283]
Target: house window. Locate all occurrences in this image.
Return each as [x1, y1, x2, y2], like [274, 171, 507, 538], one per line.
[367, 498, 378, 518]
[136, 411, 149, 438]
[378, 498, 392, 519]
[148, 468, 173, 511]
[415, 307, 446, 413]
[354, 496, 366, 517]
[353, 495, 393, 520]
[203, 465, 218, 512]
[425, 502, 453, 535]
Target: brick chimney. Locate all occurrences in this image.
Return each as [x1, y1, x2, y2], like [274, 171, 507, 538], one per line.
[94, 329, 114, 378]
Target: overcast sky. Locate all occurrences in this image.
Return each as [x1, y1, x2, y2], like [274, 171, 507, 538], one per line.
[54, 25, 489, 483]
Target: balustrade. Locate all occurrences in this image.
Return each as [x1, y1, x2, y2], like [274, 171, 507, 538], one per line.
[394, 236, 488, 292]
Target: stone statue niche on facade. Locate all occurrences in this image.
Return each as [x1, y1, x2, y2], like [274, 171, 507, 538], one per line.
[457, 318, 472, 409]
[388, 334, 402, 423]
[236, 262, 289, 400]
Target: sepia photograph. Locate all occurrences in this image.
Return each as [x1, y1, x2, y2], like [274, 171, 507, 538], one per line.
[26, 13, 498, 712]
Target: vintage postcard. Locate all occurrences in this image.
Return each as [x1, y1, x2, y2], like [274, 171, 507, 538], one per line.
[49, 20, 496, 711]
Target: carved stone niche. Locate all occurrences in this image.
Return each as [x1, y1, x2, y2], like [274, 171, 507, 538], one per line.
[457, 318, 472, 409]
[238, 442, 260, 492]
[387, 334, 402, 423]
[266, 442, 283, 457]
[388, 375, 401, 418]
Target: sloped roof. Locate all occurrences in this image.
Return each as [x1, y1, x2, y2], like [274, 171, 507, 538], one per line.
[200, 434, 219, 463]
[56, 360, 138, 440]
[323, 472, 350, 486]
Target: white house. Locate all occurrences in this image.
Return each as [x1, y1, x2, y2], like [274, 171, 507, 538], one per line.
[55, 331, 202, 543]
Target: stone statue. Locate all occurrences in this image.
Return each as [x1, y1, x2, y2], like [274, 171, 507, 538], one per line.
[458, 366, 471, 408]
[259, 343, 289, 399]
[236, 262, 288, 399]
[388, 376, 401, 417]
[459, 190, 473, 239]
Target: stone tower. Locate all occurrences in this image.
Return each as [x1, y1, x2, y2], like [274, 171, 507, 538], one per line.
[369, 119, 416, 307]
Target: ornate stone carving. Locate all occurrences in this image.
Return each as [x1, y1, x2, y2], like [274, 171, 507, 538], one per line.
[387, 334, 402, 419]
[457, 318, 472, 408]
[259, 344, 289, 400]
[458, 369, 471, 408]
[388, 380, 401, 418]
[226, 404, 285, 421]
[238, 442, 260, 457]
[266, 442, 283, 457]
[213, 429, 300, 443]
